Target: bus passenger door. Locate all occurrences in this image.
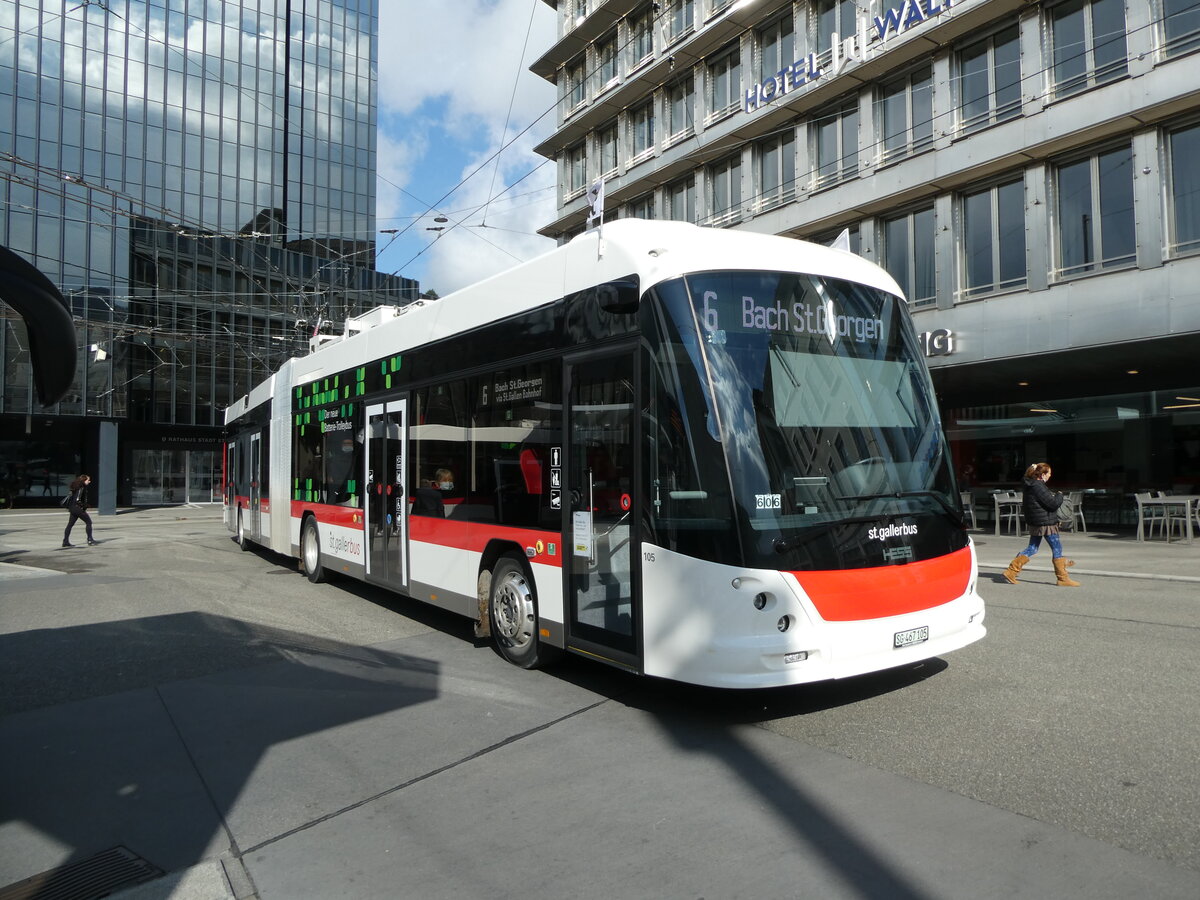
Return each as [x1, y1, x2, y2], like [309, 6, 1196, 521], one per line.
[249, 432, 262, 537]
[565, 351, 639, 668]
[365, 399, 408, 589]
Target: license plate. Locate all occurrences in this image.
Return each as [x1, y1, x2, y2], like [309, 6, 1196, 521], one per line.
[894, 626, 929, 649]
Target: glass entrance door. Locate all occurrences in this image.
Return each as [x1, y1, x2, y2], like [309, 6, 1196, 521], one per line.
[130, 447, 221, 505]
[366, 399, 407, 588]
[566, 351, 638, 663]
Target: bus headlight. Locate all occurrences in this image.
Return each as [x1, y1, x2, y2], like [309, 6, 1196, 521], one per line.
[777, 615, 791, 632]
[753, 592, 769, 610]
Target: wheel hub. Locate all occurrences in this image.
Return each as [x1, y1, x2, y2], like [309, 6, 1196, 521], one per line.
[495, 574, 533, 648]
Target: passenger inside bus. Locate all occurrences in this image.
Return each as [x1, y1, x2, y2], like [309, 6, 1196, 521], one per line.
[412, 467, 454, 517]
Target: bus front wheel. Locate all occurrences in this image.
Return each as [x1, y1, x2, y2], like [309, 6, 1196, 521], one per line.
[301, 516, 327, 584]
[489, 555, 542, 669]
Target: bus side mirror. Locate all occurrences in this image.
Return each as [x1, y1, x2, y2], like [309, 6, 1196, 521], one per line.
[594, 279, 640, 314]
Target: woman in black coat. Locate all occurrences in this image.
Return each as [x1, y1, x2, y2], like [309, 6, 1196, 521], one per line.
[62, 474, 98, 547]
[1003, 462, 1079, 586]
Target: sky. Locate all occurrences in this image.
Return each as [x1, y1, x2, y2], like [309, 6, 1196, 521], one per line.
[374, 0, 560, 297]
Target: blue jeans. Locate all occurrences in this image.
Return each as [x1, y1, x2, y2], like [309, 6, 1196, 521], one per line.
[1020, 532, 1064, 559]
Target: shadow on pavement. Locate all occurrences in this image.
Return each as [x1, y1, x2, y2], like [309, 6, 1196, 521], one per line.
[0, 612, 439, 887]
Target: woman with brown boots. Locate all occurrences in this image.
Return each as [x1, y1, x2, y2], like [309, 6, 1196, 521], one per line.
[1003, 462, 1079, 587]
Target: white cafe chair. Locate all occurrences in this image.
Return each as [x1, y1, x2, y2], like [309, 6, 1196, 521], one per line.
[994, 491, 1023, 536]
[1134, 492, 1166, 541]
[959, 491, 978, 529]
[1064, 491, 1087, 533]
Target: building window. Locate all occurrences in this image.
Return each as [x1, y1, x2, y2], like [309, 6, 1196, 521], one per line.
[565, 55, 586, 112]
[878, 65, 933, 164]
[595, 32, 618, 91]
[708, 154, 742, 225]
[883, 207, 936, 307]
[813, 102, 858, 190]
[757, 14, 794, 84]
[1048, 0, 1127, 97]
[668, 176, 697, 222]
[629, 100, 655, 162]
[1162, 0, 1200, 57]
[957, 25, 1021, 134]
[598, 121, 619, 177]
[566, 141, 587, 195]
[709, 0, 735, 18]
[665, 0, 695, 43]
[961, 179, 1027, 298]
[628, 193, 656, 219]
[1168, 121, 1200, 256]
[666, 77, 695, 144]
[628, 6, 655, 70]
[815, 0, 856, 59]
[1054, 144, 1135, 277]
[757, 130, 795, 210]
[707, 45, 742, 122]
[565, 0, 588, 28]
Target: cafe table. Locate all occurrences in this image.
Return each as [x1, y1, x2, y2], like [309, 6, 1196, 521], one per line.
[1137, 494, 1200, 542]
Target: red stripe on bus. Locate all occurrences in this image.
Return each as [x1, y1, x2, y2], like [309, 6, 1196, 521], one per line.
[291, 501, 364, 529]
[290, 504, 563, 567]
[410, 516, 563, 568]
[789, 547, 973, 622]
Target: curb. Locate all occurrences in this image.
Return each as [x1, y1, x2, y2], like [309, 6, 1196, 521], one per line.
[978, 563, 1200, 584]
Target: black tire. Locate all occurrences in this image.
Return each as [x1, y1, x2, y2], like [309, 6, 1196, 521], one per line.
[489, 555, 550, 669]
[300, 516, 327, 583]
[236, 510, 250, 551]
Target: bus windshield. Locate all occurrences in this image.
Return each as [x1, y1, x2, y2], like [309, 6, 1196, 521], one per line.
[646, 270, 961, 570]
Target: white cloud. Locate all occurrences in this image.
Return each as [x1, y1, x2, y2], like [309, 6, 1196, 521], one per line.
[375, 0, 560, 294]
[378, 0, 557, 133]
[420, 148, 559, 295]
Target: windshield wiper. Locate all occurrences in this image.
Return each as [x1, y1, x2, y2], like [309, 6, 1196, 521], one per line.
[838, 490, 965, 527]
[773, 515, 883, 554]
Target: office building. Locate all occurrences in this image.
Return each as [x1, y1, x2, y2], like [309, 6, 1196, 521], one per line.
[532, 0, 1200, 523]
[0, 0, 415, 509]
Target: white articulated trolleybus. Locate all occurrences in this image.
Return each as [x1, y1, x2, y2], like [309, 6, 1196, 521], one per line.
[224, 220, 985, 688]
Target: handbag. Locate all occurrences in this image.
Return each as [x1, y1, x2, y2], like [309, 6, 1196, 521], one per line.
[1056, 494, 1074, 526]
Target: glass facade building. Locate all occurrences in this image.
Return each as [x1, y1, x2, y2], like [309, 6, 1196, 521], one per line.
[0, 0, 415, 508]
[532, 0, 1200, 527]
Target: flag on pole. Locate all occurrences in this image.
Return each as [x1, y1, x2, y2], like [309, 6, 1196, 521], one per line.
[585, 177, 605, 229]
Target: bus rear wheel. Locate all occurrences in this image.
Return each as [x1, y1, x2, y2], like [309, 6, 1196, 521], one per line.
[236, 510, 250, 550]
[301, 516, 327, 583]
[489, 555, 544, 669]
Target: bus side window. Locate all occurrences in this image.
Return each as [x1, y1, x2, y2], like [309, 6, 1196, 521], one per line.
[294, 411, 323, 502]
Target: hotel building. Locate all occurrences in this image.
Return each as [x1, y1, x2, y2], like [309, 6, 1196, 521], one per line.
[532, 0, 1200, 523]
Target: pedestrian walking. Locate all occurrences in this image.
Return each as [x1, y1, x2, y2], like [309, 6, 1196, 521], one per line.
[1003, 462, 1079, 586]
[62, 474, 98, 547]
